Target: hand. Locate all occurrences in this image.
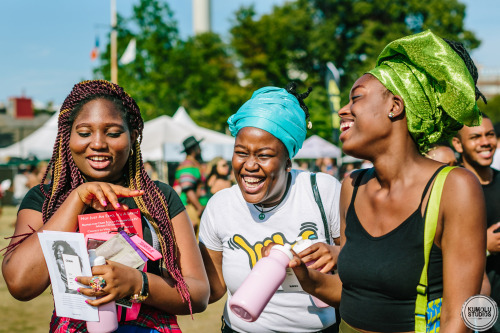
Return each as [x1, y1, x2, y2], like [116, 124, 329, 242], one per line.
[75, 182, 144, 211]
[487, 222, 500, 253]
[76, 260, 143, 307]
[298, 243, 340, 273]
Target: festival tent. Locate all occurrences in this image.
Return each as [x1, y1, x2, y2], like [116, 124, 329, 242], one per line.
[0, 111, 59, 161]
[294, 135, 341, 159]
[141, 107, 235, 162]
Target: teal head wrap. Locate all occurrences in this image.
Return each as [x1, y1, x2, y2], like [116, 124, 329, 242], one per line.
[227, 86, 307, 158]
[368, 30, 481, 153]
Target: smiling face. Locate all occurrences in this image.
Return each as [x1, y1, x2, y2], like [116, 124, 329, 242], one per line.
[232, 127, 290, 206]
[69, 98, 138, 183]
[55, 244, 64, 260]
[453, 117, 497, 169]
[338, 74, 395, 157]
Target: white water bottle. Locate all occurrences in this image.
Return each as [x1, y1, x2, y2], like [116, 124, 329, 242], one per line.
[86, 253, 118, 333]
[293, 237, 331, 308]
[229, 244, 293, 322]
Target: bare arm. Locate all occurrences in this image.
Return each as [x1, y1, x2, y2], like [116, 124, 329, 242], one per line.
[2, 183, 142, 301]
[439, 168, 486, 333]
[199, 243, 226, 303]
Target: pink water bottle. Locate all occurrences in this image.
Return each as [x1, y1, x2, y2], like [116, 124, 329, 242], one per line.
[229, 243, 293, 322]
[86, 253, 118, 333]
[293, 237, 330, 308]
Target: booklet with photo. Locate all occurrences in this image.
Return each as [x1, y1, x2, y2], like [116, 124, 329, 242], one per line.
[38, 231, 98, 321]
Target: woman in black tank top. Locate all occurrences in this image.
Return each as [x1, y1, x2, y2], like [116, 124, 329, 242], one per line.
[288, 31, 487, 332]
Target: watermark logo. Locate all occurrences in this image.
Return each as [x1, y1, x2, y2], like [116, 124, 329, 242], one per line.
[461, 295, 498, 331]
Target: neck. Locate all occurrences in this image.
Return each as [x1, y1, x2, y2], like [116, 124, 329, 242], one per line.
[260, 173, 291, 208]
[464, 162, 493, 185]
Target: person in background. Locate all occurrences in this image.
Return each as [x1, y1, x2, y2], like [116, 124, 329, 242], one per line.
[199, 83, 341, 333]
[12, 164, 30, 206]
[425, 142, 458, 166]
[205, 156, 232, 196]
[289, 31, 486, 333]
[321, 157, 338, 178]
[452, 114, 500, 332]
[2, 80, 209, 332]
[491, 123, 500, 171]
[175, 136, 209, 232]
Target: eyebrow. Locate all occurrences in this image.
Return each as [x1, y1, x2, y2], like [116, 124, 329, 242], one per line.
[74, 123, 126, 130]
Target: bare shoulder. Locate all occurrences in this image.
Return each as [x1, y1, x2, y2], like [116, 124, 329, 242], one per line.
[441, 167, 485, 218]
[443, 167, 482, 196]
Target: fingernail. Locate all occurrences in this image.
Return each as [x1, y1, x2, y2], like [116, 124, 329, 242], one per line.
[75, 278, 78, 282]
[102, 201, 107, 206]
[116, 203, 121, 208]
[77, 288, 80, 293]
[85, 300, 89, 304]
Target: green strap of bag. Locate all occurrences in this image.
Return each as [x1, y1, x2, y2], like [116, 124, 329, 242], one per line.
[415, 166, 455, 332]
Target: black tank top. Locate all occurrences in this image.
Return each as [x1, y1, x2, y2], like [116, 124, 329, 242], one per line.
[337, 167, 444, 332]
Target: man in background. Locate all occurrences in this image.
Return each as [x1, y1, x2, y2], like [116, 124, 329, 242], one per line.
[175, 136, 209, 232]
[452, 114, 499, 332]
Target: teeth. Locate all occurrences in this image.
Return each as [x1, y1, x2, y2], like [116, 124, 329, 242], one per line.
[340, 122, 353, 132]
[89, 156, 109, 162]
[244, 177, 262, 184]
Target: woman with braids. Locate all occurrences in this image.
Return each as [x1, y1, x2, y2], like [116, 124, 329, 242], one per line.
[199, 83, 342, 332]
[2, 80, 209, 332]
[288, 31, 487, 332]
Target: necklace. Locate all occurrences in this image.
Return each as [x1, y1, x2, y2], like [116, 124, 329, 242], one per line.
[253, 175, 291, 220]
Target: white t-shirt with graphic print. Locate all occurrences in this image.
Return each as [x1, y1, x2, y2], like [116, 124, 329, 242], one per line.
[199, 169, 341, 333]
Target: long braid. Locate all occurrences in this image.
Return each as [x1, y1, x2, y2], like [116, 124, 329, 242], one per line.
[40, 80, 191, 310]
[285, 82, 313, 128]
[443, 38, 487, 104]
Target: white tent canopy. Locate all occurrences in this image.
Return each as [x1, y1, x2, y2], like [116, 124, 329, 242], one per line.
[294, 135, 341, 159]
[0, 111, 59, 161]
[141, 107, 235, 162]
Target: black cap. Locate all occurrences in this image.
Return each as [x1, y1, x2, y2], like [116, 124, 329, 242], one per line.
[181, 136, 203, 153]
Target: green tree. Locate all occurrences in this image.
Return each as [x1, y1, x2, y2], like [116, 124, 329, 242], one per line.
[94, 0, 245, 131]
[479, 95, 500, 125]
[229, 0, 480, 142]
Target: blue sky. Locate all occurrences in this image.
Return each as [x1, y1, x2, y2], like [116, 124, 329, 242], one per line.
[0, 0, 498, 107]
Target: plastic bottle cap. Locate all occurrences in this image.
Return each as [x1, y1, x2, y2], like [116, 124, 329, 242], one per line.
[93, 256, 106, 266]
[271, 243, 293, 260]
[293, 238, 315, 253]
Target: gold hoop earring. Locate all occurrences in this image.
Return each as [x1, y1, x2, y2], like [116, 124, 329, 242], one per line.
[130, 148, 134, 156]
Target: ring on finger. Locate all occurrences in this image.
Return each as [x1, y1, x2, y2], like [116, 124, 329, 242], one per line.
[90, 276, 106, 292]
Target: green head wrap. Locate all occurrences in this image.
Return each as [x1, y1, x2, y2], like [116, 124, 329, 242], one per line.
[368, 30, 481, 153]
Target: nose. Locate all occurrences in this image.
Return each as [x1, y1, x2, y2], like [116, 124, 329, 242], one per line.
[90, 133, 108, 150]
[244, 155, 259, 171]
[338, 102, 351, 118]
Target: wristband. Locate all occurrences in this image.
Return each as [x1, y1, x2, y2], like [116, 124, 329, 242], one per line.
[130, 270, 149, 303]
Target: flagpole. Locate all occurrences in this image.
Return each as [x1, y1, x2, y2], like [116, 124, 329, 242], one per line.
[110, 0, 118, 83]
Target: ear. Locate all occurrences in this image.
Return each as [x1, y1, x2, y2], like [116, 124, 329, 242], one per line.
[390, 95, 405, 118]
[130, 129, 139, 146]
[451, 136, 464, 154]
[286, 159, 292, 171]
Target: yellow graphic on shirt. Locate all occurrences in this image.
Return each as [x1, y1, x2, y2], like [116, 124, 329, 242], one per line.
[229, 223, 320, 268]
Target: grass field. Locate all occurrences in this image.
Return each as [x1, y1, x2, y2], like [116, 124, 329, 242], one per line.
[0, 205, 225, 333]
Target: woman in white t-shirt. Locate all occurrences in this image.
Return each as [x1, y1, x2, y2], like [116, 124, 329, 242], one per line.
[199, 83, 342, 333]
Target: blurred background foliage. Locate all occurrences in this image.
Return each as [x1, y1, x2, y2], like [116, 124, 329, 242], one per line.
[94, 0, 491, 142]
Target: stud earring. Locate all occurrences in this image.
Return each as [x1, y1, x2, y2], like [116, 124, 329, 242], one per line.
[388, 112, 395, 119]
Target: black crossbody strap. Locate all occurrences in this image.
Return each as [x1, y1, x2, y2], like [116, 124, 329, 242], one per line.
[310, 173, 331, 245]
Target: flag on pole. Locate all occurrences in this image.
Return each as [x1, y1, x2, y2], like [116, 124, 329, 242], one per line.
[90, 36, 99, 61]
[119, 38, 136, 65]
[325, 62, 341, 142]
